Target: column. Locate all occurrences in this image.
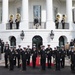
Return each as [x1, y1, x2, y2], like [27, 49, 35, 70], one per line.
[20, 0, 29, 30]
[46, 0, 55, 30]
[2, 0, 9, 23]
[66, 0, 73, 30]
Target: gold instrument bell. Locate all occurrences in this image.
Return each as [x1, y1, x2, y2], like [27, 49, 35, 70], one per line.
[56, 15, 60, 20]
[16, 13, 20, 19]
[10, 14, 14, 20]
[62, 14, 66, 20]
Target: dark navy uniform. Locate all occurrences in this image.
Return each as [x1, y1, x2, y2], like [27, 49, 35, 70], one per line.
[4, 46, 10, 68]
[15, 19, 20, 29]
[54, 47, 61, 70]
[61, 15, 65, 29]
[31, 47, 37, 68]
[21, 48, 27, 71]
[60, 47, 66, 68]
[46, 45, 52, 68]
[70, 50, 75, 73]
[26, 46, 31, 65]
[9, 48, 16, 70]
[9, 19, 13, 29]
[55, 19, 59, 29]
[16, 45, 21, 68]
[40, 46, 46, 70]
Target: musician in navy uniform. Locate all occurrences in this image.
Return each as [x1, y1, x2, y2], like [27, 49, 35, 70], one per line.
[54, 46, 61, 70]
[31, 47, 37, 68]
[70, 47, 75, 73]
[15, 13, 20, 29]
[40, 45, 46, 70]
[26, 45, 31, 65]
[9, 14, 13, 29]
[16, 45, 21, 68]
[9, 47, 16, 70]
[60, 46, 66, 68]
[4, 46, 10, 68]
[61, 15, 66, 29]
[46, 45, 52, 69]
[21, 47, 27, 71]
[55, 15, 60, 29]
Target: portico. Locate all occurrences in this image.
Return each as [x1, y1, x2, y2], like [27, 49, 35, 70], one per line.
[0, 0, 73, 30]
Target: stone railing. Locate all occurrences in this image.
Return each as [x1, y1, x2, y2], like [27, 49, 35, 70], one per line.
[29, 22, 46, 29]
[55, 23, 69, 29]
[6, 23, 16, 30]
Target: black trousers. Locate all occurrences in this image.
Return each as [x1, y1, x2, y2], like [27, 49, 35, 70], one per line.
[56, 60, 60, 70]
[4, 55, 8, 68]
[16, 23, 19, 29]
[17, 57, 20, 68]
[47, 57, 51, 68]
[55, 23, 59, 29]
[60, 58, 65, 68]
[41, 58, 46, 70]
[32, 57, 36, 68]
[9, 59, 14, 70]
[27, 56, 30, 65]
[10, 24, 12, 29]
[22, 59, 26, 71]
[62, 23, 65, 29]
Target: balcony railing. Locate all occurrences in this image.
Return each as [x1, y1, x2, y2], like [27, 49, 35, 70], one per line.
[6, 23, 16, 30]
[6, 22, 69, 30]
[55, 23, 69, 29]
[29, 22, 46, 29]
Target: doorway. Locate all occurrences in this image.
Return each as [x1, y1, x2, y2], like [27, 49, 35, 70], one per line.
[33, 5, 41, 25]
[10, 36, 16, 46]
[59, 36, 67, 47]
[32, 35, 43, 50]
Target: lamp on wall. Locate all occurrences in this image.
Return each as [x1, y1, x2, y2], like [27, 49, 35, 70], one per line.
[20, 30, 25, 40]
[50, 30, 54, 40]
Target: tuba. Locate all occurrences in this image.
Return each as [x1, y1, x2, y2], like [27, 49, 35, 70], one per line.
[16, 13, 21, 21]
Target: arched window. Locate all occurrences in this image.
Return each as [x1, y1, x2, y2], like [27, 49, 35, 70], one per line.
[10, 36, 16, 46]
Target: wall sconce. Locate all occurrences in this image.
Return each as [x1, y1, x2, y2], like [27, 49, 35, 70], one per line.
[20, 30, 25, 40]
[50, 30, 54, 40]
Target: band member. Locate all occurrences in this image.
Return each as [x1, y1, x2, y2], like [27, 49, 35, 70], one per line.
[60, 46, 66, 68]
[16, 45, 21, 68]
[65, 42, 70, 57]
[5, 41, 9, 49]
[13, 47, 16, 66]
[40, 45, 46, 70]
[21, 47, 27, 71]
[26, 45, 31, 65]
[9, 14, 13, 29]
[9, 47, 15, 70]
[54, 46, 61, 70]
[70, 47, 75, 73]
[55, 15, 60, 29]
[4, 46, 10, 68]
[31, 47, 37, 68]
[61, 15, 66, 29]
[46, 45, 52, 69]
[15, 13, 20, 29]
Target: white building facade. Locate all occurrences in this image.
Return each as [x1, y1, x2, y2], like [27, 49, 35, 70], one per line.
[0, 0, 75, 49]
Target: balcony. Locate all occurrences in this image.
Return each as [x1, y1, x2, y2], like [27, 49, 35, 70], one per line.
[6, 23, 16, 30]
[29, 22, 46, 29]
[55, 23, 69, 29]
[6, 22, 69, 30]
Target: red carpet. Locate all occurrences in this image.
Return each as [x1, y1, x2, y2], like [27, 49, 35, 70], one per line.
[29, 56, 54, 66]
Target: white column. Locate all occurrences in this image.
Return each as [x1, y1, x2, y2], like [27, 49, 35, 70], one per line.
[20, 0, 29, 30]
[46, 0, 55, 30]
[66, 0, 73, 30]
[2, 0, 9, 23]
